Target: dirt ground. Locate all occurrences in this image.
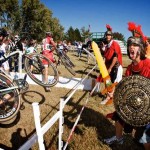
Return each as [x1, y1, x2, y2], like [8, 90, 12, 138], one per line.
[0, 51, 144, 150]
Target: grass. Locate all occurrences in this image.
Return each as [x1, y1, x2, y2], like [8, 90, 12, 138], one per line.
[0, 51, 143, 150]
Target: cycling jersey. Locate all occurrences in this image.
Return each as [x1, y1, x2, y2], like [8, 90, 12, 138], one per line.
[42, 37, 55, 63]
[26, 46, 36, 54]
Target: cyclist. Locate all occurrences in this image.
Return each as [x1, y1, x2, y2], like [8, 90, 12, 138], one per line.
[42, 31, 56, 91]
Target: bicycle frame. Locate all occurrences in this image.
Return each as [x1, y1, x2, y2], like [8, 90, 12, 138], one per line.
[0, 50, 27, 93]
[0, 50, 23, 73]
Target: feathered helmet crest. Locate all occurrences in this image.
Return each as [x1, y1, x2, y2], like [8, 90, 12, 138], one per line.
[105, 24, 113, 36]
[127, 22, 147, 60]
[128, 22, 147, 43]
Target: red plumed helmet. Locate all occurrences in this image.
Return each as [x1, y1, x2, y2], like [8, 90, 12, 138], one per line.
[105, 24, 113, 36]
[128, 22, 147, 42]
[127, 22, 146, 60]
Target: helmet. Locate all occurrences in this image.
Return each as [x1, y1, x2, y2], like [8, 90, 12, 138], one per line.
[104, 24, 113, 38]
[104, 30, 113, 36]
[127, 36, 146, 60]
[46, 31, 52, 36]
[127, 22, 146, 60]
[0, 28, 8, 37]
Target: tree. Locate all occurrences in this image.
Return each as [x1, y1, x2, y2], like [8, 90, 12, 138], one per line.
[0, 0, 64, 41]
[49, 17, 64, 41]
[80, 26, 92, 41]
[65, 26, 84, 43]
[21, 0, 64, 41]
[0, 0, 21, 33]
[65, 26, 75, 43]
[74, 28, 82, 42]
[113, 32, 125, 41]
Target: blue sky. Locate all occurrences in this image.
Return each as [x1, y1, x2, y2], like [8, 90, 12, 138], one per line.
[40, 0, 150, 40]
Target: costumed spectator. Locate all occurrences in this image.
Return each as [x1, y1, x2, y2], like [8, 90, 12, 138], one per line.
[104, 22, 150, 150]
[99, 24, 123, 105]
[42, 31, 56, 91]
[145, 37, 150, 59]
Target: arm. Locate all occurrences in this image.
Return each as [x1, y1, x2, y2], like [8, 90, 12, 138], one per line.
[50, 38, 56, 52]
[108, 56, 118, 73]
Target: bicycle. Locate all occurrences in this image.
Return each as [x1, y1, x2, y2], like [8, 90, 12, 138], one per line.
[0, 50, 58, 122]
[0, 69, 28, 122]
[2, 50, 59, 87]
[55, 48, 76, 76]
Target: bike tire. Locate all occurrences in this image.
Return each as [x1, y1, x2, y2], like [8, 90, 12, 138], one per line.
[24, 53, 59, 87]
[60, 54, 76, 76]
[62, 51, 75, 67]
[0, 73, 21, 122]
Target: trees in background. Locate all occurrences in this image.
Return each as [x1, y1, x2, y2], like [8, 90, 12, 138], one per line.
[113, 32, 125, 41]
[0, 0, 21, 33]
[65, 27, 83, 43]
[0, 0, 125, 42]
[65, 26, 91, 43]
[0, 0, 64, 41]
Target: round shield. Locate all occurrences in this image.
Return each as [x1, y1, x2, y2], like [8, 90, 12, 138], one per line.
[114, 75, 150, 127]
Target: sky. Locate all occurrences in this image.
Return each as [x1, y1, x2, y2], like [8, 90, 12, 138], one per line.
[40, 0, 150, 40]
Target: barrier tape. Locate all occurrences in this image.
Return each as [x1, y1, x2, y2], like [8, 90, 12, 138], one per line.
[63, 93, 90, 150]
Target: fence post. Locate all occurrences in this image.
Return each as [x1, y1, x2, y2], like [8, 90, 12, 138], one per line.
[18, 51, 22, 73]
[32, 102, 45, 150]
[59, 98, 64, 150]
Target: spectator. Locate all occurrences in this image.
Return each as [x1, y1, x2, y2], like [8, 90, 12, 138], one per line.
[145, 37, 150, 59]
[0, 28, 10, 73]
[77, 41, 82, 58]
[0, 28, 13, 105]
[57, 40, 64, 52]
[63, 40, 68, 52]
[104, 22, 150, 150]
[99, 24, 123, 105]
[25, 37, 37, 72]
[13, 35, 24, 72]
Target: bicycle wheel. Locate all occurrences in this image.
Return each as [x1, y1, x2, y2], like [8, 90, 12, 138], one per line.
[0, 73, 21, 122]
[62, 51, 75, 67]
[60, 52, 76, 76]
[24, 53, 59, 87]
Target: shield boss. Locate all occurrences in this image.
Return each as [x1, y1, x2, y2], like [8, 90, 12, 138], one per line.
[114, 75, 150, 127]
